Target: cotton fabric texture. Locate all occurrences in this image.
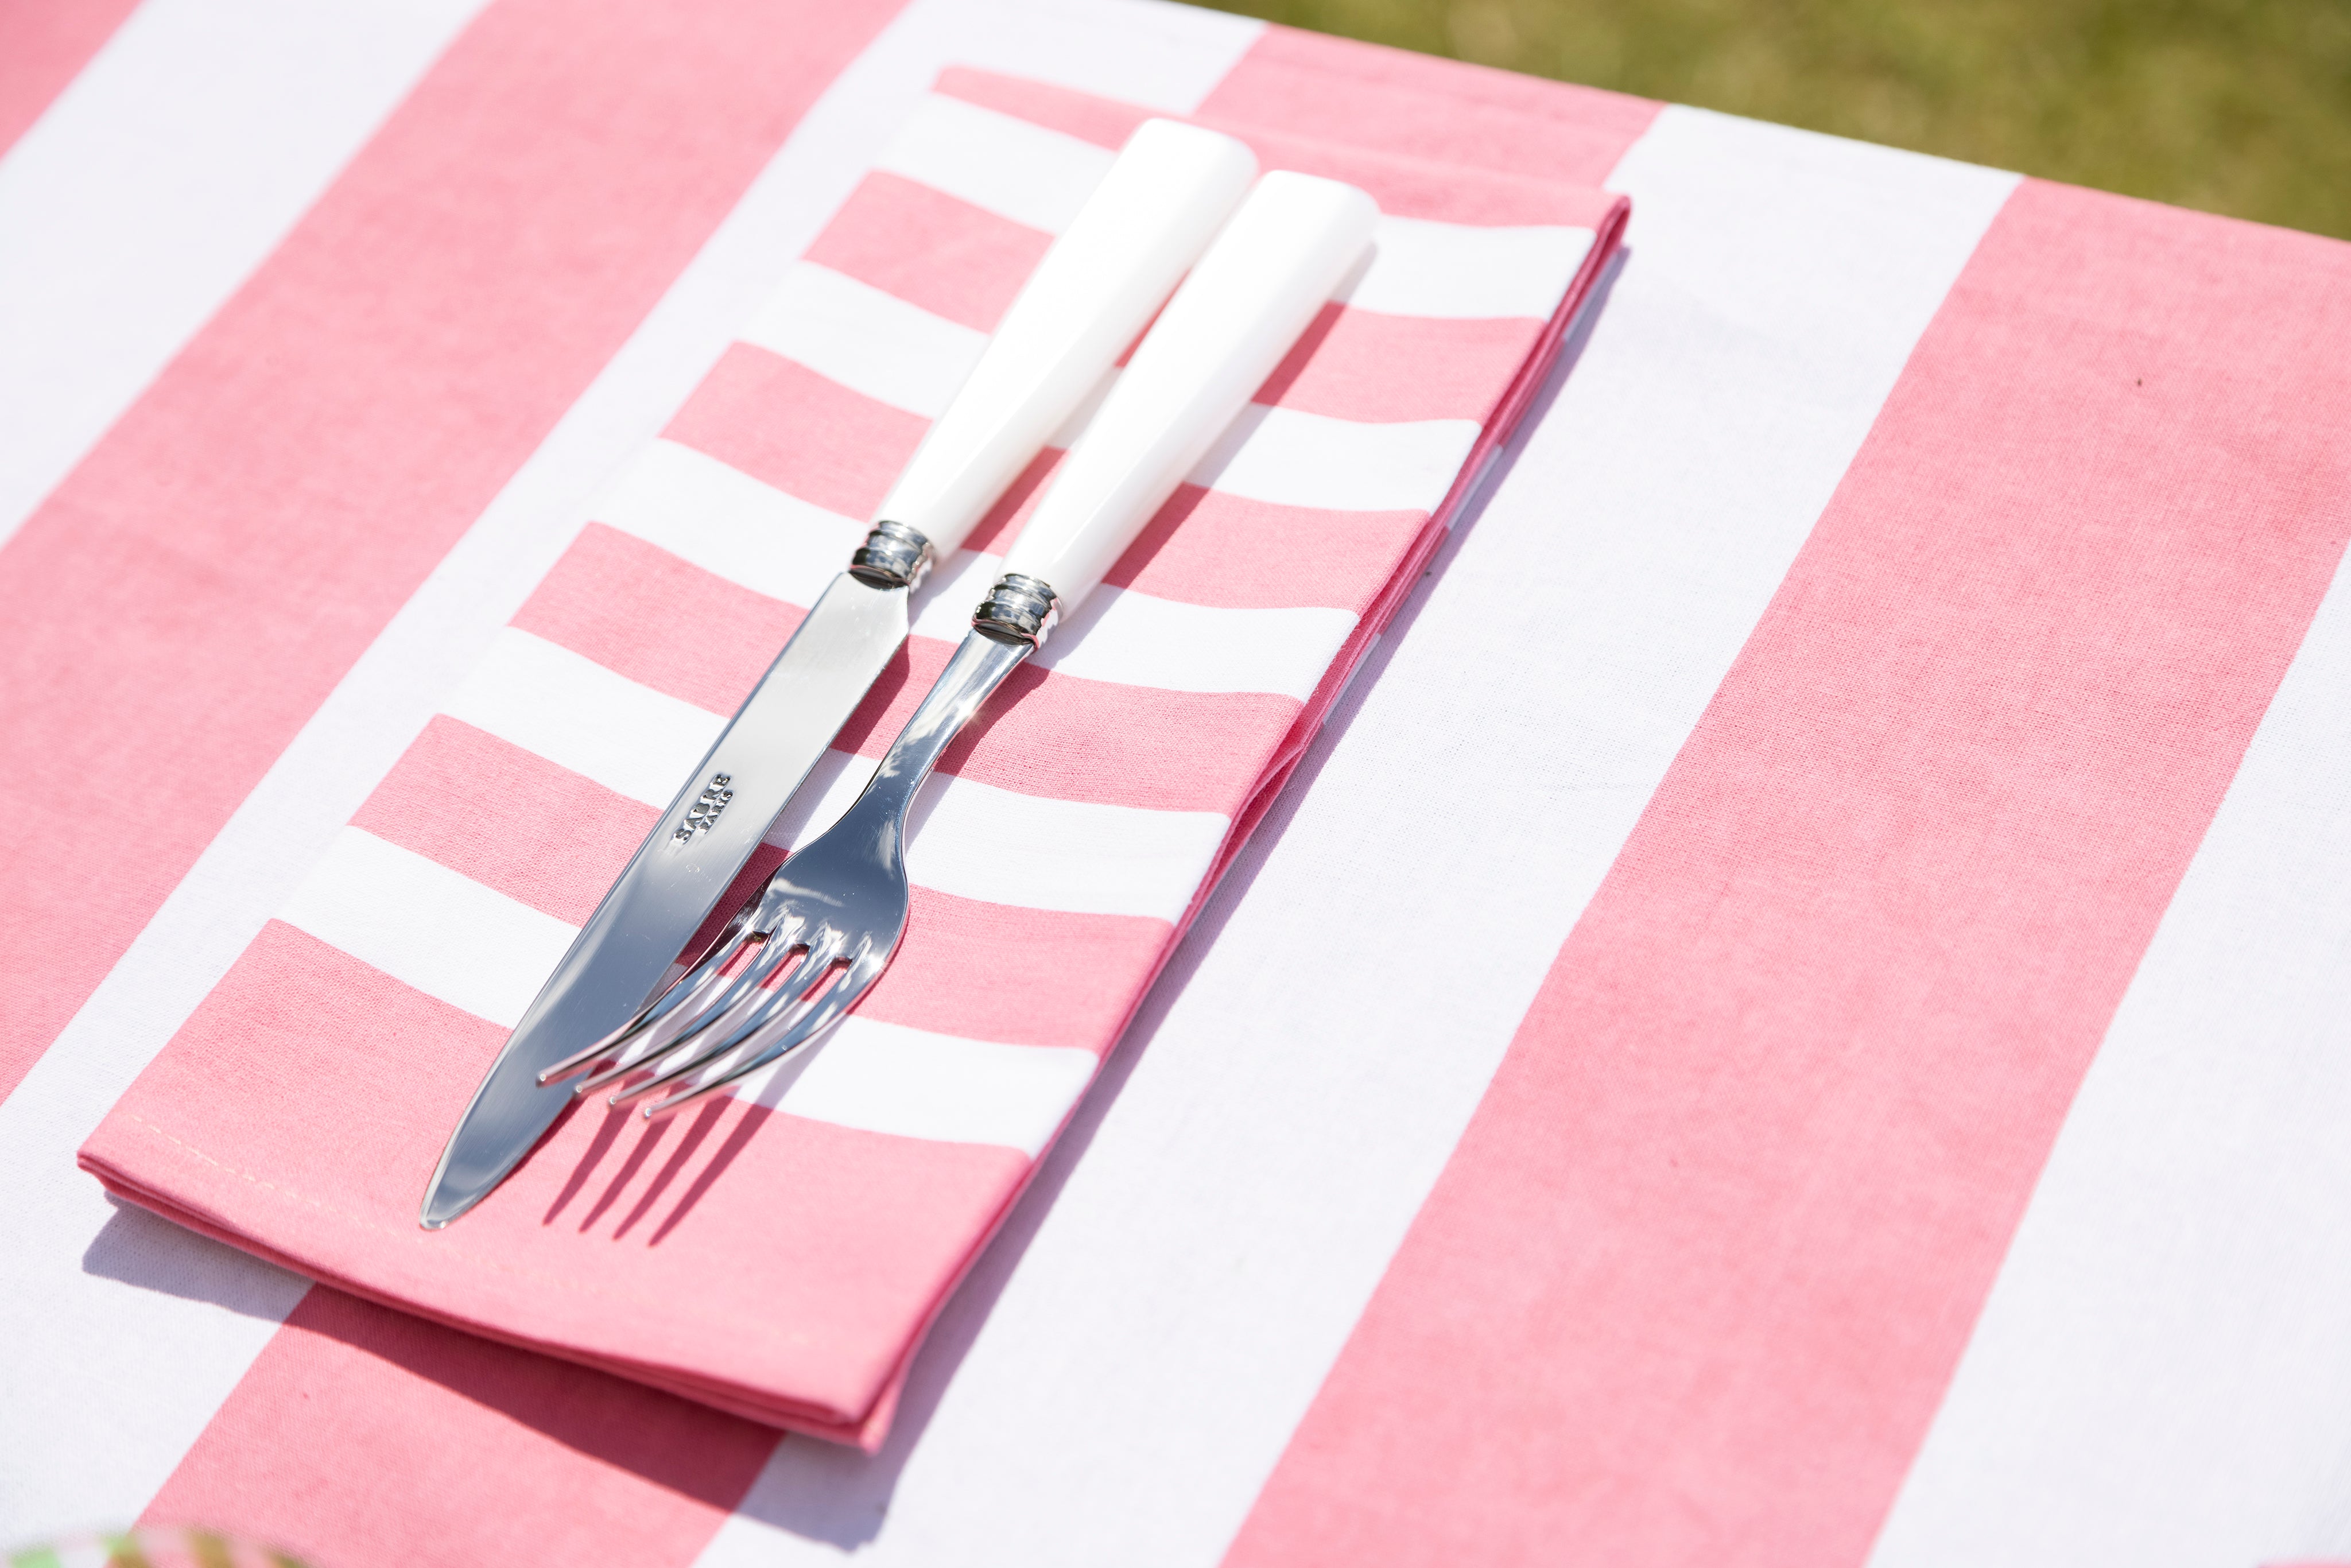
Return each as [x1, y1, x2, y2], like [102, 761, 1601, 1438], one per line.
[79, 68, 1628, 1448]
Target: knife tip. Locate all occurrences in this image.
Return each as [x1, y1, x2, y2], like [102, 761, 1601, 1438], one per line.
[417, 1180, 482, 1231]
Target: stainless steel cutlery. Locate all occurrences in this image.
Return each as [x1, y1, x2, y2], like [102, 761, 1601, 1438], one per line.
[537, 170, 1375, 1123]
[422, 139, 1374, 1222]
[420, 118, 1255, 1228]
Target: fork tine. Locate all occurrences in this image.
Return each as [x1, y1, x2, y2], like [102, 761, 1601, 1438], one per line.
[572, 963, 771, 1095]
[536, 891, 763, 1086]
[606, 941, 845, 1108]
[639, 923, 816, 1051]
[541, 938, 738, 1088]
[565, 974, 734, 1094]
[577, 926, 815, 1095]
[639, 949, 887, 1120]
[610, 937, 851, 1108]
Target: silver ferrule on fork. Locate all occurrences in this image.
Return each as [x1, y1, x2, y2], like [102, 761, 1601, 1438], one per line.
[971, 572, 1061, 648]
[846, 519, 934, 591]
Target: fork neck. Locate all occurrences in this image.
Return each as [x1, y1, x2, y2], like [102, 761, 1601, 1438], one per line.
[851, 626, 1033, 822]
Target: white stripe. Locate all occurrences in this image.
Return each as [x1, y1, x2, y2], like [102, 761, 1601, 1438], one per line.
[0, 0, 1260, 1538]
[1868, 556, 2351, 1564]
[0, 0, 490, 549]
[745, 1016, 1097, 1159]
[704, 104, 2018, 1568]
[876, 91, 1113, 235]
[594, 438, 863, 608]
[1343, 216, 1595, 321]
[913, 549, 1357, 701]
[1191, 402, 1480, 513]
[739, 260, 987, 418]
[768, 749, 1227, 923]
[277, 829, 574, 1030]
[440, 628, 720, 809]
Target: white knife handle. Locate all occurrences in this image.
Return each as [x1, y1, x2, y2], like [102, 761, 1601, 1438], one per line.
[991, 171, 1377, 628]
[864, 119, 1257, 570]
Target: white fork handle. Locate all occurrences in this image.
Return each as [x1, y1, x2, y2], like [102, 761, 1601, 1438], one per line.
[871, 118, 1257, 556]
[1001, 170, 1378, 617]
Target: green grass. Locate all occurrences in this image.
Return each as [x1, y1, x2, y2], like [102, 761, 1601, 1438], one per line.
[1197, 0, 2351, 239]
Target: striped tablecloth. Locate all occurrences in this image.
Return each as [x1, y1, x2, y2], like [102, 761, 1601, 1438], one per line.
[75, 62, 1626, 1448]
[4, 0, 2349, 1563]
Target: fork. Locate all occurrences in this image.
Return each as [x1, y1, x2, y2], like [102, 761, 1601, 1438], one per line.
[537, 169, 1378, 1119]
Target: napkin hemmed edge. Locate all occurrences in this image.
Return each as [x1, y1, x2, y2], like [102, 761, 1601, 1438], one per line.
[1178, 191, 1631, 922]
[77, 1150, 896, 1450]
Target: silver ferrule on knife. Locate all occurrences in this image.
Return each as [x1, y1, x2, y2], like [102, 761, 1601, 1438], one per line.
[845, 519, 934, 592]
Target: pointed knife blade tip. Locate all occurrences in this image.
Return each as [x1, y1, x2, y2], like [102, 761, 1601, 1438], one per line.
[418, 1142, 510, 1230]
[417, 1174, 478, 1231]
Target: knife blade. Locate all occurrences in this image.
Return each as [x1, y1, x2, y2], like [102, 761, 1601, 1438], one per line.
[421, 118, 1258, 1228]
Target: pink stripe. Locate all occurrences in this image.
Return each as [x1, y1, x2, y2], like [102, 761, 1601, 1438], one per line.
[1264, 304, 1547, 424]
[352, 715, 656, 928]
[84, 919, 1033, 1441]
[860, 886, 1169, 1050]
[805, 170, 1050, 332]
[1226, 183, 2351, 1565]
[1099, 483, 1429, 614]
[1200, 27, 1659, 188]
[664, 343, 924, 522]
[141, 1287, 771, 1568]
[513, 521, 807, 717]
[0, 0, 142, 156]
[0, 0, 904, 1107]
[938, 67, 1618, 227]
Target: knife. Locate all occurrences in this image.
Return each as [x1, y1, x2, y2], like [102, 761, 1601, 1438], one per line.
[421, 118, 1258, 1228]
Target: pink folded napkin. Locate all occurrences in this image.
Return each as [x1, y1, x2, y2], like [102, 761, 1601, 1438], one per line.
[81, 67, 1627, 1448]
